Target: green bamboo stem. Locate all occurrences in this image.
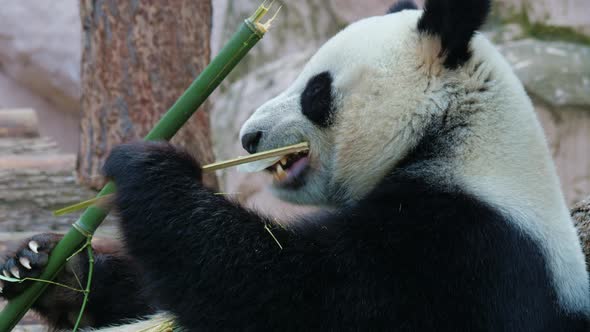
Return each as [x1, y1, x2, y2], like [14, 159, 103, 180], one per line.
[0, 3, 275, 330]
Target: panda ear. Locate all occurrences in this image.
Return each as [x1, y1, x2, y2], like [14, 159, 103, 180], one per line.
[417, 0, 491, 69]
[387, 0, 418, 14]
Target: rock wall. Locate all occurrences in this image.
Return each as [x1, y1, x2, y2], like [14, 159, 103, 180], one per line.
[495, 0, 590, 37]
[499, 40, 590, 204]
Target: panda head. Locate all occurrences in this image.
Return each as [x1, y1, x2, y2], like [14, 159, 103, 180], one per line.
[240, 0, 496, 206]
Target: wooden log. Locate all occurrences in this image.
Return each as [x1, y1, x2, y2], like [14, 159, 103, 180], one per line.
[0, 137, 58, 155]
[0, 109, 39, 138]
[0, 164, 96, 233]
[0, 137, 96, 233]
[78, 0, 217, 190]
[0, 154, 76, 171]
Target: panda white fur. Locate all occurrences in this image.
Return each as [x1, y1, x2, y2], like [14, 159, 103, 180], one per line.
[1, 0, 588, 331]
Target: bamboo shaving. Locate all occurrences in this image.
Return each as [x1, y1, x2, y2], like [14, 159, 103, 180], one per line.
[264, 224, 283, 250]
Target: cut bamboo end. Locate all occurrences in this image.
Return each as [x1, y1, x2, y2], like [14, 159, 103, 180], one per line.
[246, 0, 281, 34]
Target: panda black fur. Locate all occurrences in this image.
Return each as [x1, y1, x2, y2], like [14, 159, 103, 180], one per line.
[1, 0, 589, 331]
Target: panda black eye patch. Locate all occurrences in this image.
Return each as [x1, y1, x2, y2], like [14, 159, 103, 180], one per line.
[301, 71, 335, 127]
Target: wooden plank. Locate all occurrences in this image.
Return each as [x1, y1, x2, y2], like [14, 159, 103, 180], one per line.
[0, 136, 95, 233]
[0, 155, 75, 171]
[536, 100, 590, 205]
[0, 109, 39, 138]
[0, 137, 58, 155]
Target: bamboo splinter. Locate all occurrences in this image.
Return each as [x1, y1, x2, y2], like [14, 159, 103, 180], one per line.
[202, 142, 308, 172]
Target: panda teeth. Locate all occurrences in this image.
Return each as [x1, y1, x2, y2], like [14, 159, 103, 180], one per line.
[274, 163, 287, 181]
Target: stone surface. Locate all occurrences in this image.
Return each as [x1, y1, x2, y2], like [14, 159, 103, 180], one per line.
[496, 39, 590, 205]
[499, 39, 590, 107]
[495, 0, 590, 37]
[535, 99, 590, 205]
[484, 23, 526, 44]
[0, 1, 81, 114]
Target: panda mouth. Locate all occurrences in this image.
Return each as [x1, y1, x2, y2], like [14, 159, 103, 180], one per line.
[266, 151, 310, 186]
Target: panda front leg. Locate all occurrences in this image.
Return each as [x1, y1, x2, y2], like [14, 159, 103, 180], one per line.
[0, 233, 154, 329]
[103, 141, 337, 330]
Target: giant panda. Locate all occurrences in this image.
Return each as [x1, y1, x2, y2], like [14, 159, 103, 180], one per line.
[1, 0, 589, 330]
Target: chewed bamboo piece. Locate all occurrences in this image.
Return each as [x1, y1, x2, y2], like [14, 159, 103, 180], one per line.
[53, 142, 309, 216]
[203, 142, 308, 172]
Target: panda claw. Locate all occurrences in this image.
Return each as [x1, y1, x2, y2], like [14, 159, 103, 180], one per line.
[28, 241, 39, 254]
[2, 269, 10, 278]
[10, 266, 20, 279]
[0, 279, 3, 293]
[19, 257, 32, 270]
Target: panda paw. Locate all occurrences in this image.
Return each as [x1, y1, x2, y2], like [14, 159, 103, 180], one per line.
[0, 233, 62, 299]
[103, 141, 202, 191]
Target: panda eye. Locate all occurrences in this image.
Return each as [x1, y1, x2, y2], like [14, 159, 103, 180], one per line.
[301, 71, 335, 127]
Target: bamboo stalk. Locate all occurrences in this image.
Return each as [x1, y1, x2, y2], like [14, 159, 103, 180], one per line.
[0, 3, 277, 330]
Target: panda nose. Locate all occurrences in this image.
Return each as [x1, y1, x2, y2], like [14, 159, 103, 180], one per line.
[241, 131, 263, 154]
